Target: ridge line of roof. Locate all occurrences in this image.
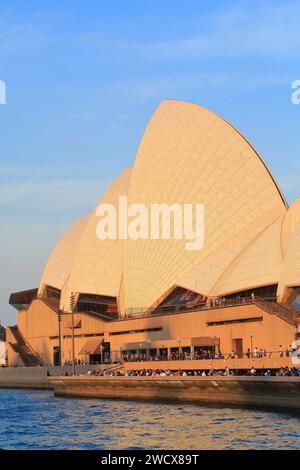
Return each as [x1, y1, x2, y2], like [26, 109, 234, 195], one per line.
[159, 99, 289, 209]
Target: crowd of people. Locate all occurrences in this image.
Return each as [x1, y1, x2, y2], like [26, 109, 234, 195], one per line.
[123, 350, 225, 362]
[82, 365, 300, 378]
[123, 344, 297, 363]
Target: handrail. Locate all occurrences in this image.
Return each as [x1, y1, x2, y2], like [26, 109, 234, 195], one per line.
[122, 296, 277, 320]
[8, 326, 44, 366]
[36, 295, 298, 326]
[121, 350, 296, 363]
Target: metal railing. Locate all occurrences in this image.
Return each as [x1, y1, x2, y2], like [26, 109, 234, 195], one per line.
[122, 296, 277, 320]
[119, 349, 295, 363]
[36, 294, 279, 322]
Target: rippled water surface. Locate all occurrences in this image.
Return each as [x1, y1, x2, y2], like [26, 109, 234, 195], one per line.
[0, 389, 300, 450]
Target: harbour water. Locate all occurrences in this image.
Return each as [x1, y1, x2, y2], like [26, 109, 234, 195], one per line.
[0, 389, 300, 450]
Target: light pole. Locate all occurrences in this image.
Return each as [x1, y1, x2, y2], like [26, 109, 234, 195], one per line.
[139, 342, 143, 361]
[70, 292, 76, 376]
[177, 337, 182, 357]
[210, 335, 216, 358]
[100, 344, 104, 364]
[146, 340, 151, 361]
[57, 309, 62, 366]
[249, 330, 254, 358]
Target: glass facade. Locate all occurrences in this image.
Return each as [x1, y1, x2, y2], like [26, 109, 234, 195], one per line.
[77, 294, 118, 319]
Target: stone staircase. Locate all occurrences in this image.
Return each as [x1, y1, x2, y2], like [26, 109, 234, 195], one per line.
[8, 326, 44, 366]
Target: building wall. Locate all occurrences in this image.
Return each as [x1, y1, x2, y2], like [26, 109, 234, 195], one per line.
[106, 305, 295, 358]
[7, 299, 296, 366]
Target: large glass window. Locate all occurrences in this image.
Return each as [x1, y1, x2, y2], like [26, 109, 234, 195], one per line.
[44, 285, 61, 302]
[76, 294, 118, 318]
[154, 286, 207, 314]
[223, 284, 278, 301]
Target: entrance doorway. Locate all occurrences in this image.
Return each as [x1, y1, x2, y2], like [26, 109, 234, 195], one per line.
[232, 338, 243, 358]
[53, 346, 60, 366]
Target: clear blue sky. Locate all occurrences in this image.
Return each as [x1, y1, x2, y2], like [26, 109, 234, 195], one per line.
[1, 0, 300, 325]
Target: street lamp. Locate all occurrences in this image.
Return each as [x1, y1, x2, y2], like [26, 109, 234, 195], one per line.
[177, 337, 182, 357]
[70, 292, 76, 376]
[146, 340, 151, 360]
[210, 335, 216, 358]
[139, 342, 143, 361]
[57, 309, 62, 367]
[100, 343, 104, 364]
[249, 330, 254, 358]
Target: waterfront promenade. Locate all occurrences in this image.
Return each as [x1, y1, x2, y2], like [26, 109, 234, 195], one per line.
[0, 354, 297, 388]
[1, 352, 300, 412]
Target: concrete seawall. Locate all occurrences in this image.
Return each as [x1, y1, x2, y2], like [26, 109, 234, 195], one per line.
[49, 376, 300, 411]
[0, 365, 103, 389]
[0, 367, 51, 389]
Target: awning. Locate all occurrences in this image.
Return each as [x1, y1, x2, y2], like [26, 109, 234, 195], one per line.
[78, 338, 102, 355]
[191, 337, 220, 347]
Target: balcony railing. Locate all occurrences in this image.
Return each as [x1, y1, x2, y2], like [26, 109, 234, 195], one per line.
[120, 350, 297, 363]
[122, 296, 277, 320]
[36, 293, 280, 322]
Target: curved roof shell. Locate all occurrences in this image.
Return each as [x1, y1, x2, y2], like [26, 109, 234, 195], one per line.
[38, 100, 300, 313]
[123, 100, 287, 311]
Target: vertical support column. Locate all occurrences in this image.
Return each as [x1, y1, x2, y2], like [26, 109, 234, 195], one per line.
[167, 348, 171, 360]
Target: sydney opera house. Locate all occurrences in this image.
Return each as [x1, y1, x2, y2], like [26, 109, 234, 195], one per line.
[6, 100, 300, 369]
